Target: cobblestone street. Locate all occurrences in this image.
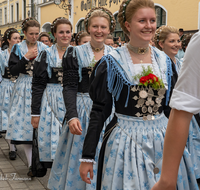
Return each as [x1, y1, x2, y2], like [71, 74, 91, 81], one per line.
[1, 133, 200, 190]
[0, 134, 50, 190]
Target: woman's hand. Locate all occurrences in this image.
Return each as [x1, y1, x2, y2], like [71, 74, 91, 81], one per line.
[68, 118, 82, 135]
[24, 48, 38, 59]
[79, 162, 93, 184]
[151, 180, 176, 190]
[31, 116, 40, 128]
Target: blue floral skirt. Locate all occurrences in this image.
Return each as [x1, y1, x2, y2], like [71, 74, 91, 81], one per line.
[100, 113, 198, 190]
[187, 116, 200, 179]
[48, 93, 103, 190]
[38, 83, 65, 162]
[6, 74, 33, 141]
[0, 78, 15, 131]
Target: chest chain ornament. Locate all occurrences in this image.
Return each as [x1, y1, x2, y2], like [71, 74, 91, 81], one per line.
[87, 57, 97, 77]
[53, 67, 63, 86]
[25, 60, 35, 77]
[132, 86, 166, 121]
[6, 67, 18, 82]
[133, 66, 166, 121]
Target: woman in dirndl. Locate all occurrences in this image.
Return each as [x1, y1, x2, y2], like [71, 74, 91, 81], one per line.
[0, 28, 21, 159]
[74, 31, 91, 46]
[31, 17, 72, 167]
[5, 17, 47, 176]
[48, 7, 115, 190]
[152, 29, 200, 190]
[154, 25, 200, 181]
[79, 0, 199, 189]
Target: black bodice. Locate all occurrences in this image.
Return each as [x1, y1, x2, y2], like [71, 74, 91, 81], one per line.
[2, 67, 18, 81]
[78, 67, 93, 93]
[115, 85, 166, 120]
[48, 67, 63, 85]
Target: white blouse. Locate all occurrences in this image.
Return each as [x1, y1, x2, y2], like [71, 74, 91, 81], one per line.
[170, 31, 200, 114]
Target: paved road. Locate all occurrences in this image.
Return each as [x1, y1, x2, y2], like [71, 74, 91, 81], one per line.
[1, 134, 200, 190]
[0, 134, 50, 190]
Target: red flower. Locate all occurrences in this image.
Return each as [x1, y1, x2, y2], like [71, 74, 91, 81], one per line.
[140, 76, 147, 84]
[148, 73, 158, 82]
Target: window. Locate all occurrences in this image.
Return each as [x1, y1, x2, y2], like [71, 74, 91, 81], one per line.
[113, 13, 125, 40]
[0, 9, 2, 25]
[16, 3, 19, 21]
[4, 7, 7, 24]
[155, 6, 166, 28]
[23, 0, 26, 19]
[77, 19, 85, 33]
[11, 5, 13, 23]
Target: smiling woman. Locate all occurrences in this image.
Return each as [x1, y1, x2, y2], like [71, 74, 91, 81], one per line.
[78, 0, 199, 190]
[48, 7, 115, 190]
[31, 17, 72, 168]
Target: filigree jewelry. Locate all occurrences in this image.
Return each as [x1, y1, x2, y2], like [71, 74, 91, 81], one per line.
[127, 42, 149, 55]
[91, 44, 104, 52]
[53, 68, 63, 86]
[131, 86, 166, 121]
[56, 44, 68, 51]
[25, 60, 35, 77]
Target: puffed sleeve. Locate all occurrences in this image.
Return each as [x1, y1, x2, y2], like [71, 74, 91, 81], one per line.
[82, 60, 113, 160]
[62, 47, 79, 121]
[9, 45, 29, 76]
[170, 31, 200, 114]
[31, 51, 48, 115]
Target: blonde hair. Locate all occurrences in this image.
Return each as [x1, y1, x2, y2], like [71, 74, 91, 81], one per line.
[84, 7, 116, 34]
[118, 0, 155, 35]
[154, 25, 179, 50]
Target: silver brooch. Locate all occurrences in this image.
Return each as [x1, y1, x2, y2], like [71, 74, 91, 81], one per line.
[132, 86, 166, 121]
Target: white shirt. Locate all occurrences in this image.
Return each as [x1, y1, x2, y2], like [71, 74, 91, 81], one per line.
[169, 31, 200, 114]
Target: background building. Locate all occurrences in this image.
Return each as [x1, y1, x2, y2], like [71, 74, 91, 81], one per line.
[0, 0, 199, 38]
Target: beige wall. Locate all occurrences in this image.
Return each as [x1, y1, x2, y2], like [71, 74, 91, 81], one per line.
[72, 0, 200, 32]
[40, 3, 66, 25]
[0, 0, 199, 35]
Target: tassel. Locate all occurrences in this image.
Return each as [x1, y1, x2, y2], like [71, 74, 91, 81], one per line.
[165, 56, 173, 105]
[96, 55, 132, 107]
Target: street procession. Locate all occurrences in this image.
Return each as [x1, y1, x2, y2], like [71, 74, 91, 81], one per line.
[0, 0, 200, 189]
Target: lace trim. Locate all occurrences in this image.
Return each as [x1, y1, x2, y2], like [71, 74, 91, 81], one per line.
[79, 159, 96, 165]
[125, 44, 167, 88]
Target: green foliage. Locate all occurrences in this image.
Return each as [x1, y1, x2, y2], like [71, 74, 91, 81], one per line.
[89, 57, 97, 67]
[133, 66, 165, 90]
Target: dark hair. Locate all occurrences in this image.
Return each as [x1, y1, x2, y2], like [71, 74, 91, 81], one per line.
[182, 33, 193, 52]
[179, 28, 184, 32]
[2, 28, 19, 47]
[38, 32, 51, 41]
[75, 31, 90, 45]
[51, 17, 72, 34]
[21, 17, 40, 32]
